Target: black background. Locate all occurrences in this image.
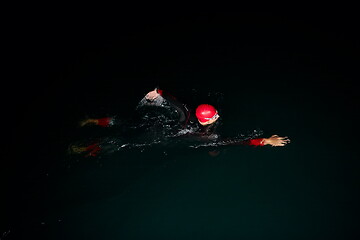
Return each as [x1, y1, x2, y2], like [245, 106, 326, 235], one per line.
[3, 12, 359, 239]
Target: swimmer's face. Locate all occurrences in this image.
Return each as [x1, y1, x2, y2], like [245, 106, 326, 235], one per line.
[198, 113, 220, 126]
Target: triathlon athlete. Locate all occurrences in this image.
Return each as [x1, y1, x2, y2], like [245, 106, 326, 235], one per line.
[71, 88, 290, 157]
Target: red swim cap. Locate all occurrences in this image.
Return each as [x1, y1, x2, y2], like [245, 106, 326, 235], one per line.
[195, 104, 218, 123]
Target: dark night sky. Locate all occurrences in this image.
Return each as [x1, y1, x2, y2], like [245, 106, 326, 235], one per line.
[3, 12, 360, 238]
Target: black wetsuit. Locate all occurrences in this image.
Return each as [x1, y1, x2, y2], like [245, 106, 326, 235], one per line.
[73, 88, 265, 157]
[146, 88, 265, 148]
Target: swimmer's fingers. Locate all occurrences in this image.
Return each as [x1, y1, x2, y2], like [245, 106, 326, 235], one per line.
[271, 138, 290, 147]
[279, 136, 289, 140]
[281, 137, 291, 143]
[279, 139, 291, 146]
[273, 143, 285, 147]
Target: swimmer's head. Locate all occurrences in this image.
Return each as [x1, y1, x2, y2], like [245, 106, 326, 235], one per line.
[196, 104, 220, 125]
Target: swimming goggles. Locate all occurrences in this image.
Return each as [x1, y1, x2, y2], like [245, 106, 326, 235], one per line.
[204, 112, 219, 120]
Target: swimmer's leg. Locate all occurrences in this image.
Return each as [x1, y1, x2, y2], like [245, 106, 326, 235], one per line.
[79, 117, 114, 127]
[69, 143, 102, 157]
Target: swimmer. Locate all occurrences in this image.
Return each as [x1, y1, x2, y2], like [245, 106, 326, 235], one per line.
[73, 88, 290, 156]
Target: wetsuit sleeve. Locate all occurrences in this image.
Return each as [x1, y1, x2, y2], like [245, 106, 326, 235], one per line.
[196, 137, 266, 148]
[137, 88, 190, 126]
[157, 88, 164, 96]
[214, 137, 265, 147]
[243, 138, 265, 146]
[157, 88, 190, 125]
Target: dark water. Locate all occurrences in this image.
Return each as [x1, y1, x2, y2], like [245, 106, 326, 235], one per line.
[4, 13, 359, 239]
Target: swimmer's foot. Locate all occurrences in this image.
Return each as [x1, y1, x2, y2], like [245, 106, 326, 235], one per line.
[68, 145, 87, 154]
[68, 143, 101, 157]
[79, 119, 99, 127]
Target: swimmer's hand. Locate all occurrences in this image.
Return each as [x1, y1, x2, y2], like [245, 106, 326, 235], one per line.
[145, 89, 160, 100]
[263, 135, 290, 147]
